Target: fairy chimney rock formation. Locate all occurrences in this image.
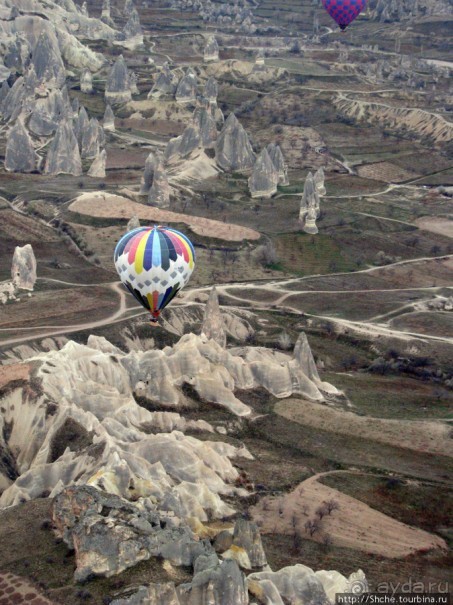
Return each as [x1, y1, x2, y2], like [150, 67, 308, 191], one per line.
[176, 68, 198, 104]
[148, 159, 170, 208]
[194, 106, 217, 148]
[5, 120, 39, 173]
[105, 55, 132, 105]
[266, 143, 289, 186]
[248, 148, 279, 199]
[204, 76, 218, 104]
[204, 36, 219, 62]
[139, 151, 156, 194]
[44, 120, 82, 176]
[11, 244, 37, 290]
[129, 71, 139, 95]
[75, 105, 90, 146]
[88, 149, 107, 178]
[123, 7, 143, 42]
[32, 30, 66, 87]
[81, 118, 101, 159]
[215, 113, 255, 172]
[127, 215, 141, 231]
[201, 286, 226, 348]
[103, 104, 115, 131]
[149, 63, 177, 98]
[299, 172, 320, 234]
[80, 70, 93, 94]
[314, 167, 326, 195]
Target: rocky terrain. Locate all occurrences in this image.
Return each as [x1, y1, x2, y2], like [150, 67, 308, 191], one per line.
[0, 0, 452, 603]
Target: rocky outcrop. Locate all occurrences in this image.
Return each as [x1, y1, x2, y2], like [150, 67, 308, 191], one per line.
[201, 286, 226, 348]
[222, 519, 266, 570]
[194, 106, 217, 148]
[248, 564, 369, 605]
[248, 148, 279, 198]
[51, 486, 206, 582]
[299, 172, 320, 235]
[32, 30, 66, 87]
[28, 88, 68, 137]
[4, 120, 40, 173]
[148, 158, 171, 208]
[74, 105, 90, 146]
[127, 215, 140, 231]
[129, 71, 139, 95]
[88, 149, 107, 178]
[334, 94, 453, 145]
[11, 244, 37, 290]
[313, 167, 326, 195]
[148, 63, 178, 98]
[80, 69, 93, 93]
[204, 76, 218, 103]
[123, 7, 143, 45]
[44, 120, 82, 176]
[165, 123, 201, 162]
[215, 113, 255, 172]
[178, 559, 248, 605]
[105, 55, 132, 105]
[81, 117, 101, 159]
[1, 76, 26, 123]
[176, 68, 198, 104]
[139, 151, 156, 194]
[267, 143, 289, 186]
[103, 104, 116, 131]
[204, 36, 219, 62]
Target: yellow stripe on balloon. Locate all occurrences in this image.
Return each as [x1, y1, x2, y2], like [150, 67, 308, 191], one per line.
[146, 292, 154, 312]
[134, 231, 150, 274]
[171, 232, 194, 269]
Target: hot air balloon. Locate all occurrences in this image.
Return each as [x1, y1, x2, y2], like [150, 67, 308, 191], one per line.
[321, 0, 367, 31]
[114, 225, 195, 323]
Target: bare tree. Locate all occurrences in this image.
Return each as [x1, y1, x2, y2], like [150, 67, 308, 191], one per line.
[315, 504, 328, 520]
[304, 519, 320, 536]
[324, 499, 340, 515]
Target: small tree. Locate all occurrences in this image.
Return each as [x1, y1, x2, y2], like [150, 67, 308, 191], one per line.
[304, 519, 320, 536]
[324, 499, 340, 515]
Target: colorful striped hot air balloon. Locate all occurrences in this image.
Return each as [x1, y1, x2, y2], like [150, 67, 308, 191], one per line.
[321, 0, 367, 31]
[114, 226, 195, 322]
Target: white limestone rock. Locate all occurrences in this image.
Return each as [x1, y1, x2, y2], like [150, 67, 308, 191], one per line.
[74, 105, 89, 146]
[248, 564, 330, 605]
[80, 69, 93, 93]
[103, 104, 116, 131]
[299, 172, 320, 234]
[127, 215, 140, 231]
[148, 157, 171, 208]
[32, 30, 66, 87]
[5, 119, 39, 173]
[314, 167, 326, 195]
[81, 117, 101, 159]
[105, 55, 132, 105]
[140, 151, 156, 194]
[123, 7, 143, 44]
[44, 119, 82, 176]
[215, 113, 255, 172]
[204, 35, 219, 62]
[201, 286, 226, 348]
[204, 76, 218, 103]
[88, 148, 107, 178]
[248, 148, 279, 199]
[266, 143, 289, 186]
[11, 244, 37, 290]
[148, 63, 178, 98]
[129, 71, 139, 95]
[176, 68, 198, 105]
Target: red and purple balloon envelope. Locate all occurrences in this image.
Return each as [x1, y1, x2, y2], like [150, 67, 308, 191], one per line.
[321, 0, 367, 30]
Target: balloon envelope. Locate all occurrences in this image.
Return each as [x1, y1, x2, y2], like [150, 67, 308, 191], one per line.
[114, 226, 195, 319]
[321, 0, 367, 30]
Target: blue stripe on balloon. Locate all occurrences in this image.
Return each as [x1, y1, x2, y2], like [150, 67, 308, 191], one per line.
[152, 228, 161, 267]
[158, 231, 170, 271]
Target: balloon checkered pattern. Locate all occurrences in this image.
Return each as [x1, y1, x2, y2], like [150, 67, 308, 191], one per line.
[321, 0, 367, 30]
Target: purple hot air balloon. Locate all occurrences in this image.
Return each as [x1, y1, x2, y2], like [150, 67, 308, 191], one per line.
[321, 0, 367, 31]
